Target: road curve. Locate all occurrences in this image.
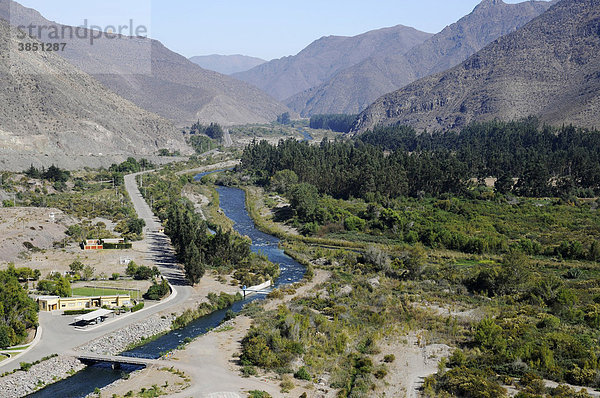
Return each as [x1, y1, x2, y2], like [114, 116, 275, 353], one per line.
[0, 172, 192, 373]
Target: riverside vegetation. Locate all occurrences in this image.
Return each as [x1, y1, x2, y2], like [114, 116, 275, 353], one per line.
[218, 120, 600, 397]
[138, 168, 279, 287]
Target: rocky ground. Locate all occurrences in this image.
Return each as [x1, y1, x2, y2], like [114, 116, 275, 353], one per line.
[0, 207, 75, 263]
[76, 312, 176, 356]
[0, 356, 85, 398]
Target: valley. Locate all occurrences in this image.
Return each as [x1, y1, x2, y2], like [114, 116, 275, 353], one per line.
[1, 0, 600, 397]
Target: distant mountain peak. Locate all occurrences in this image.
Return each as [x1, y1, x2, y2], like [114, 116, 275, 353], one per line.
[353, 0, 600, 133]
[475, 0, 505, 9]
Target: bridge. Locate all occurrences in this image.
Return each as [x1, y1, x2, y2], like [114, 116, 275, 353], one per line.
[77, 353, 159, 369]
[242, 280, 272, 298]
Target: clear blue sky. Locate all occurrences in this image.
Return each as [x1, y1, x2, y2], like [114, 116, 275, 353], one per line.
[16, 0, 550, 60]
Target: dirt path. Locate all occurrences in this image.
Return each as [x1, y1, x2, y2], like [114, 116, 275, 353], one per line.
[106, 270, 331, 398]
[175, 160, 240, 176]
[376, 333, 451, 398]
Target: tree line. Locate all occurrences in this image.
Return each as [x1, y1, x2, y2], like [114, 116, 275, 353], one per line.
[309, 114, 357, 133]
[165, 200, 250, 285]
[358, 118, 600, 197]
[241, 119, 600, 201]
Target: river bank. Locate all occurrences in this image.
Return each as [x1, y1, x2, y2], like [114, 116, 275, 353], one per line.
[0, 356, 85, 398]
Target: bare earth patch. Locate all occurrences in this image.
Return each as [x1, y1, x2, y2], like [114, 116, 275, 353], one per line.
[376, 333, 451, 398]
[0, 207, 75, 263]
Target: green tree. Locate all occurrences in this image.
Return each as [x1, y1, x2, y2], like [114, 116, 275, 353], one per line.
[289, 183, 319, 222]
[184, 243, 205, 285]
[54, 277, 71, 297]
[270, 170, 298, 194]
[69, 260, 84, 275]
[82, 265, 95, 281]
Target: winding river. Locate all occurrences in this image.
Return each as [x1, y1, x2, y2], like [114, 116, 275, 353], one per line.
[29, 173, 305, 398]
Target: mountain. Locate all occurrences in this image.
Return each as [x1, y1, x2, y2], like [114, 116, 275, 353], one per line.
[352, 0, 600, 134]
[1, 0, 290, 127]
[288, 0, 554, 116]
[0, 19, 189, 170]
[189, 54, 267, 75]
[232, 25, 432, 101]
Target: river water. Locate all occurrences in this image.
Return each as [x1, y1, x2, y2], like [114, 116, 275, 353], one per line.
[29, 174, 305, 398]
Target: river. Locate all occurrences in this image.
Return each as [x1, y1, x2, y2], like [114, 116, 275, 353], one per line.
[29, 174, 305, 398]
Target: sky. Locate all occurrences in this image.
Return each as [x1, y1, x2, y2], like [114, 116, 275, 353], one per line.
[16, 0, 550, 61]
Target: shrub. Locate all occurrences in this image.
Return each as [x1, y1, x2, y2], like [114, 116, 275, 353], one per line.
[242, 365, 257, 377]
[279, 376, 295, 393]
[248, 391, 271, 398]
[20, 362, 32, 371]
[344, 216, 366, 232]
[383, 354, 396, 363]
[63, 309, 95, 316]
[144, 279, 170, 300]
[294, 366, 311, 381]
[131, 303, 144, 313]
[374, 366, 388, 379]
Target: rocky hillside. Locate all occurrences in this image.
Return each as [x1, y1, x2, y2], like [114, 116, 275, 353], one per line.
[189, 54, 267, 75]
[0, 19, 190, 170]
[2, 0, 290, 127]
[232, 25, 431, 101]
[352, 0, 600, 133]
[288, 0, 554, 116]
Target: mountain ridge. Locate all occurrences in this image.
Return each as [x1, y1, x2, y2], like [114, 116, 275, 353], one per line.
[1, 0, 291, 127]
[189, 54, 267, 75]
[352, 0, 600, 133]
[287, 0, 554, 116]
[232, 25, 432, 101]
[0, 18, 190, 170]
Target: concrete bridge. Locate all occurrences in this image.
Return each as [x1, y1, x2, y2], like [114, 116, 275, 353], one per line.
[77, 353, 159, 369]
[241, 280, 272, 298]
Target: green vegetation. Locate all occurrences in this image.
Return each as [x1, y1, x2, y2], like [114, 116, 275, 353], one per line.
[138, 168, 279, 286]
[232, 119, 600, 396]
[171, 292, 242, 330]
[63, 309, 96, 316]
[309, 114, 357, 133]
[130, 303, 145, 312]
[143, 279, 170, 300]
[186, 122, 225, 142]
[248, 391, 272, 398]
[125, 261, 160, 281]
[36, 275, 71, 297]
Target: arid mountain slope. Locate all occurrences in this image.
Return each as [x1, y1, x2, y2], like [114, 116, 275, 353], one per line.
[352, 0, 600, 133]
[232, 25, 432, 101]
[0, 19, 189, 169]
[288, 0, 554, 116]
[2, 0, 290, 127]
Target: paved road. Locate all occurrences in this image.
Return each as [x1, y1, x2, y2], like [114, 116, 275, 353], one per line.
[0, 172, 192, 372]
[223, 129, 233, 147]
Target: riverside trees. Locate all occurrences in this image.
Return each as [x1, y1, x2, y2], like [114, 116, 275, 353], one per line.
[0, 268, 38, 348]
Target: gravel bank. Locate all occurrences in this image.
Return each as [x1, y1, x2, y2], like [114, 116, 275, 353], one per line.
[76, 313, 177, 355]
[0, 356, 85, 398]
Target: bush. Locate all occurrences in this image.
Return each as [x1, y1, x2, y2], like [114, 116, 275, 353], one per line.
[242, 365, 257, 377]
[131, 303, 144, 313]
[248, 391, 271, 398]
[344, 216, 366, 232]
[279, 376, 295, 393]
[294, 366, 311, 381]
[383, 354, 396, 363]
[143, 279, 170, 300]
[20, 362, 32, 371]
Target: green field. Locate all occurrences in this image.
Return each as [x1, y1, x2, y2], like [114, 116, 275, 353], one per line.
[71, 287, 138, 299]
